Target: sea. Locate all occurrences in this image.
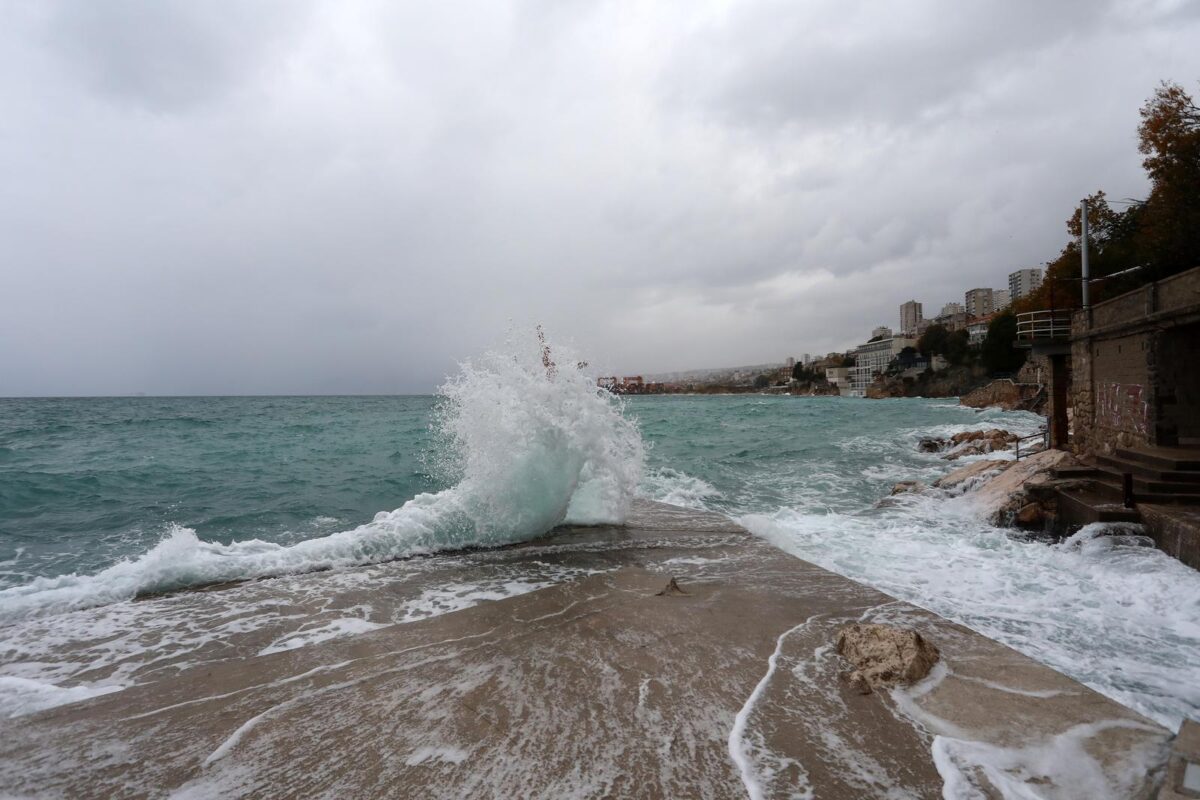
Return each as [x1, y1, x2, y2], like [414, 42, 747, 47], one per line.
[1, 337, 1198, 736]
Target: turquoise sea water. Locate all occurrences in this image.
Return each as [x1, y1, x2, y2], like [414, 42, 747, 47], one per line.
[0, 396, 439, 586]
[1, 385, 1198, 732]
[0, 394, 1021, 586]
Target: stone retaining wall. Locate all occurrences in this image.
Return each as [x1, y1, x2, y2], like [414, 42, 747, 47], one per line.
[1069, 266, 1200, 455]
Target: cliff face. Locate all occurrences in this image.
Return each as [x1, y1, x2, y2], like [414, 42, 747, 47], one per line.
[960, 379, 1045, 413]
[865, 366, 990, 400]
[791, 379, 839, 396]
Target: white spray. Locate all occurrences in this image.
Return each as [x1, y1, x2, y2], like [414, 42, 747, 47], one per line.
[0, 330, 644, 620]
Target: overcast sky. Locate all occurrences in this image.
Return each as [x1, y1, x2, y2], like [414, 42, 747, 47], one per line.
[3, 0, 1199, 395]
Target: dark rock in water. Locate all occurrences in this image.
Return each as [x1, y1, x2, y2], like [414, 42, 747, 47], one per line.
[836, 623, 940, 690]
[933, 459, 1011, 491]
[890, 481, 927, 496]
[1016, 502, 1045, 528]
[655, 577, 689, 596]
[943, 429, 1019, 460]
[918, 437, 945, 453]
[950, 429, 1019, 447]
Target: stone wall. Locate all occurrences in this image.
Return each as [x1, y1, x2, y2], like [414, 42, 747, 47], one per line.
[1069, 266, 1200, 456]
[1016, 354, 1049, 387]
[1157, 324, 1200, 444]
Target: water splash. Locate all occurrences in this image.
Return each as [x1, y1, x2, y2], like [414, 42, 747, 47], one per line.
[0, 330, 643, 620]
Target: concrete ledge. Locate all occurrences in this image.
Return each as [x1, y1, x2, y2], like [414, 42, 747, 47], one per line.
[1159, 720, 1200, 799]
[1140, 505, 1200, 570]
[0, 501, 1173, 798]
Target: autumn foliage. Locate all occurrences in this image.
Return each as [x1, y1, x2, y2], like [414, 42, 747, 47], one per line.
[1012, 82, 1200, 314]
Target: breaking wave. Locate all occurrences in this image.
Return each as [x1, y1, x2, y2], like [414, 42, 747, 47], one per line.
[0, 331, 643, 620]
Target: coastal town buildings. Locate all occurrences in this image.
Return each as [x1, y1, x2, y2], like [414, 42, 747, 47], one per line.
[940, 302, 964, 317]
[1009, 268, 1044, 300]
[825, 366, 851, 393]
[872, 326, 893, 340]
[964, 288, 996, 318]
[967, 315, 995, 346]
[935, 310, 969, 331]
[994, 289, 1011, 309]
[849, 335, 918, 396]
[899, 301, 922, 336]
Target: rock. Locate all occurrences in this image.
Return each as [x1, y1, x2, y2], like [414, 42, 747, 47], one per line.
[890, 481, 927, 495]
[943, 429, 1019, 460]
[835, 623, 940, 691]
[845, 670, 873, 695]
[917, 437, 946, 453]
[960, 379, 1043, 412]
[964, 449, 1081, 524]
[933, 459, 1011, 491]
[1015, 502, 1044, 527]
[655, 577, 689, 596]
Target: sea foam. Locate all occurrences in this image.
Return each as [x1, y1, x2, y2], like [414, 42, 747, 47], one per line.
[0, 331, 643, 621]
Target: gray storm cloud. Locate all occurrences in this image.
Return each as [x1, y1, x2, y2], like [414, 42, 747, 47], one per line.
[1, 0, 1199, 394]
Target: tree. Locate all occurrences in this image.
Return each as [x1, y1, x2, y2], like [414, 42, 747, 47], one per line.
[1014, 81, 1200, 317]
[944, 330, 972, 366]
[791, 362, 820, 382]
[981, 311, 1027, 375]
[1137, 81, 1200, 279]
[918, 324, 949, 359]
[753, 374, 771, 389]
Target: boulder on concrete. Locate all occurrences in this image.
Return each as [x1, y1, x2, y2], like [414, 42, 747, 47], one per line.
[835, 623, 940, 693]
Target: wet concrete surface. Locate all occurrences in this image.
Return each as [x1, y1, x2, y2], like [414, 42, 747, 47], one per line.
[0, 502, 1171, 798]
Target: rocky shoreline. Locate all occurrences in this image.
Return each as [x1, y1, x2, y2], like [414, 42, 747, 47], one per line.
[892, 426, 1088, 532]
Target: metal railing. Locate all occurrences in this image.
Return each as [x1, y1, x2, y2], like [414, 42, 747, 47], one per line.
[1015, 310, 1073, 342]
[1014, 429, 1049, 460]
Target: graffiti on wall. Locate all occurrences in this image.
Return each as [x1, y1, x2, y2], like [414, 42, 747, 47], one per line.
[1096, 382, 1149, 438]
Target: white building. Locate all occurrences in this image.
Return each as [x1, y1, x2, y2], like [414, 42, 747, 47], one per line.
[872, 325, 893, 340]
[825, 367, 851, 393]
[849, 336, 918, 396]
[967, 317, 993, 346]
[964, 288, 995, 318]
[899, 301, 923, 336]
[1009, 268, 1044, 300]
[994, 289, 1011, 309]
[939, 302, 964, 317]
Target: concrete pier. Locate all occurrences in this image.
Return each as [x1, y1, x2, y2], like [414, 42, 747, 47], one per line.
[0, 502, 1173, 798]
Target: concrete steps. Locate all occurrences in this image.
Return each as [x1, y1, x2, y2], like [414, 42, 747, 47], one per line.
[1114, 446, 1200, 472]
[1090, 448, 1200, 505]
[1096, 453, 1200, 484]
[1051, 446, 1200, 526]
[1056, 488, 1142, 525]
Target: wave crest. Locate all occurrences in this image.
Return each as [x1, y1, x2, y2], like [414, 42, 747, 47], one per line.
[0, 331, 643, 620]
